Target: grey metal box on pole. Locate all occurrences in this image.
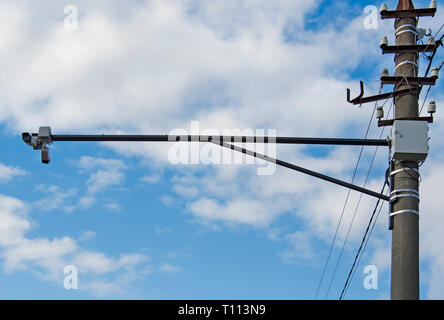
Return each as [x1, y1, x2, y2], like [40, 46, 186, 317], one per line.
[390, 120, 429, 161]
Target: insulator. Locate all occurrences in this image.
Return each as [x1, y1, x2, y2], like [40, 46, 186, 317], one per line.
[376, 107, 384, 119]
[380, 36, 388, 47]
[381, 68, 389, 77]
[428, 101, 436, 114]
[428, 36, 436, 45]
[380, 3, 388, 12]
[431, 68, 439, 79]
[430, 0, 437, 9]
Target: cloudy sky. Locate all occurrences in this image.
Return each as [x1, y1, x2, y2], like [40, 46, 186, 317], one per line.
[0, 0, 443, 299]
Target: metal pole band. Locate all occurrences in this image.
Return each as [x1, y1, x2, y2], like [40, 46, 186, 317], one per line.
[390, 167, 420, 176]
[390, 189, 419, 196]
[390, 209, 419, 217]
[395, 24, 418, 33]
[395, 60, 418, 70]
[390, 193, 420, 202]
[395, 29, 418, 37]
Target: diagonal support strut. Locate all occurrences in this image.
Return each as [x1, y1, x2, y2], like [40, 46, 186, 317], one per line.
[212, 140, 390, 202]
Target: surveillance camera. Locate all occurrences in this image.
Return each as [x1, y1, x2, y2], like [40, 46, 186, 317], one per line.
[38, 126, 53, 145]
[41, 146, 50, 164]
[22, 132, 32, 144]
[22, 132, 38, 149]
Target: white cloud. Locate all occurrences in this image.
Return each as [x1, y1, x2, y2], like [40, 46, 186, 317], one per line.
[188, 197, 277, 227]
[173, 184, 199, 199]
[419, 162, 444, 299]
[2, 237, 77, 275]
[0, 193, 150, 296]
[267, 227, 283, 242]
[104, 201, 121, 212]
[155, 226, 172, 235]
[0, 0, 383, 139]
[78, 195, 96, 209]
[160, 195, 176, 206]
[0, 195, 30, 247]
[0, 163, 26, 183]
[86, 170, 125, 194]
[159, 263, 182, 273]
[279, 231, 315, 263]
[166, 246, 192, 259]
[34, 185, 77, 212]
[78, 156, 126, 195]
[141, 174, 162, 184]
[72, 252, 147, 275]
[63, 156, 128, 212]
[78, 230, 97, 242]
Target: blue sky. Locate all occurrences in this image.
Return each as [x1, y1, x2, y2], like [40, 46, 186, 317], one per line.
[0, 0, 443, 299]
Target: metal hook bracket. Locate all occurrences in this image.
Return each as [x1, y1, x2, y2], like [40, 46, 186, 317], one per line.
[347, 80, 364, 104]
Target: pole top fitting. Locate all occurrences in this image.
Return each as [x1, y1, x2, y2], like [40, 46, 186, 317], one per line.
[430, 0, 436, 9]
[397, 0, 415, 10]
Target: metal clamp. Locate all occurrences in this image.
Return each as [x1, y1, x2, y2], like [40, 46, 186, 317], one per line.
[390, 188, 420, 202]
[390, 193, 420, 202]
[395, 60, 418, 70]
[390, 209, 419, 217]
[390, 188, 419, 196]
[396, 29, 419, 37]
[390, 167, 420, 177]
[395, 24, 418, 33]
[395, 24, 418, 38]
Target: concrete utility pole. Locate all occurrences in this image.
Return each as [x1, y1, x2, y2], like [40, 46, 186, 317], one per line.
[391, 0, 420, 300]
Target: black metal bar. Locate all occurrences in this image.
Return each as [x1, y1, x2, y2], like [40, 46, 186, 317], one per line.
[378, 116, 433, 127]
[380, 8, 436, 20]
[381, 44, 437, 54]
[380, 76, 437, 86]
[347, 81, 364, 104]
[212, 141, 390, 202]
[48, 134, 389, 146]
[350, 88, 418, 105]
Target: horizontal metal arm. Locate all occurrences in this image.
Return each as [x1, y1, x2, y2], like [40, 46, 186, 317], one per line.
[212, 140, 390, 202]
[23, 128, 389, 200]
[44, 134, 389, 146]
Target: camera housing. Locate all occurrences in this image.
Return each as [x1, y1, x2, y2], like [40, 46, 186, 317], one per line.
[41, 146, 50, 164]
[22, 126, 53, 164]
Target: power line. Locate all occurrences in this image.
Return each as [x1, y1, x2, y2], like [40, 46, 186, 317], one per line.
[325, 100, 393, 298]
[418, 32, 444, 95]
[420, 61, 443, 115]
[342, 189, 387, 298]
[339, 101, 393, 298]
[339, 181, 388, 300]
[419, 85, 433, 115]
[314, 85, 382, 299]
